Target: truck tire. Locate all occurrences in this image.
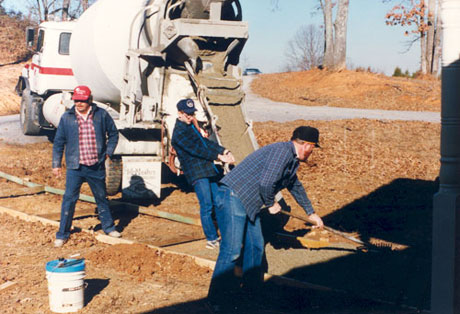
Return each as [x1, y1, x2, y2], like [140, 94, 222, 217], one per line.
[20, 89, 41, 135]
[105, 157, 122, 196]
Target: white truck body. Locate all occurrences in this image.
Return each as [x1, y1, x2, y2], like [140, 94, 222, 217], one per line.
[28, 21, 77, 96]
[17, 0, 257, 199]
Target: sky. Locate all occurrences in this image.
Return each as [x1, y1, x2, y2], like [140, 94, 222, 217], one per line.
[240, 0, 420, 75]
[3, 0, 420, 76]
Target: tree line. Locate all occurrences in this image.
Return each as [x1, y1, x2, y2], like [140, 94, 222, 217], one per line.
[2, 0, 441, 76]
[1, 0, 94, 22]
[282, 0, 440, 77]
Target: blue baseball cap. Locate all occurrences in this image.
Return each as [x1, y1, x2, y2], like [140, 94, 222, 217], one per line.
[177, 99, 197, 115]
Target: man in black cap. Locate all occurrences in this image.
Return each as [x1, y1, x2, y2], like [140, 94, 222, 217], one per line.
[208, 126, 324, 308]
[171, 98, 235, 249]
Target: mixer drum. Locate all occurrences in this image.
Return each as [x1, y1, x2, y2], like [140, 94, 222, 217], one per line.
[69, 0, 149, 106]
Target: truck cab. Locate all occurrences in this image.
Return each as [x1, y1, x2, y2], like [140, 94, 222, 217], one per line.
[28, 21, 77, 96]
[16, 21, 77, 134]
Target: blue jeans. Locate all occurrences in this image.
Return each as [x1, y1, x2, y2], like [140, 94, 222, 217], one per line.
[56, 164, 116, 240]
[208, 185, 264, 302]
[193, 178, 219, 241]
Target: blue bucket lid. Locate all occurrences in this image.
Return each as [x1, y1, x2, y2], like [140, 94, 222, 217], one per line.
[46, 258, 85, 273]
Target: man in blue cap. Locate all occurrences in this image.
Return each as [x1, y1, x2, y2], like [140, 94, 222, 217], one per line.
[207, 125, 324, 309]
[171, 98, 235, 249]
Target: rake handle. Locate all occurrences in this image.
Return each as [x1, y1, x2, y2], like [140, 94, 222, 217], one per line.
[279, 210, 365, 245]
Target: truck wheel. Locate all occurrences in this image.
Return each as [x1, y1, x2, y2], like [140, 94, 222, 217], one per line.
[20, 89, 41, 135]
[106, 157, 122, 196]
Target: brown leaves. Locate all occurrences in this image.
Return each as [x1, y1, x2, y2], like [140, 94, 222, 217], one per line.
[385, 0, 430, 36]
[253, 119, 439, 218]
[251, 69, 440, 111]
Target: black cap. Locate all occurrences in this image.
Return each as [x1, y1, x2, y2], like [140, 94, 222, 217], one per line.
[291, 126, 320, 147]
[176, 98, 197, 114]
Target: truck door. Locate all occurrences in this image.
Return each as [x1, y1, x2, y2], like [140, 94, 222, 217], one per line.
[29, 29, 44, 93]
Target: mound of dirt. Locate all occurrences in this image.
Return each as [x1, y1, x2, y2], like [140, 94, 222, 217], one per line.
[0, 13, 33, 115]
[251, 69, 440, 112]
[0, 62, 23, 115]
[86, 243, 211, 282]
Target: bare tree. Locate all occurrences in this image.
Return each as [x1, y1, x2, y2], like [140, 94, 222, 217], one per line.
[273, 0, 350, 71]
[81, 0, 89, 11]
[25, 0, 93, 22]
[62, 0, 70, 20]
[385, 0, 441, 75]
[25, 0, 61, 21]
[284, 24, 323, 71]
[320, 0, 334, 69]
[426, 0, 435, 72]
[0, 0, 6, 15]
[318, 0, 350, 70]
[333, 0, 349, 70]
[432, 6, 441, 74]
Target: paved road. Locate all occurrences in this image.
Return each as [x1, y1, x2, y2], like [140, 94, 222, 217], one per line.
[0, 114, 51, 144]
[243, 76, 440, 123]
[0, 78, 440, 145]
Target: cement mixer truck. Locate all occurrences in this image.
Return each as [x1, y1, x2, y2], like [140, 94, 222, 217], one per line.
[16, 0, 258, 199]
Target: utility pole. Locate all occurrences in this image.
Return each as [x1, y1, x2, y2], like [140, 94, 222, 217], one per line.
[432, 0, 460, 313]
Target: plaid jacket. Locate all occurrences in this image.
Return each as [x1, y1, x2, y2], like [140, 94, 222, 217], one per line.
[171, 119, 225, 184]
[221, 141, 314, 221]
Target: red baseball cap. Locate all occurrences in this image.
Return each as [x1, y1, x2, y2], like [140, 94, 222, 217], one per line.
[72, 85, 91, 101]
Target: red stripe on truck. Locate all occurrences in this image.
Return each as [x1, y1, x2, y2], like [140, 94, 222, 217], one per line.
[31, 63, 74, 76]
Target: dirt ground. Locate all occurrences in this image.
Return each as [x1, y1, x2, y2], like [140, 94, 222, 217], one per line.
[0, 117, 438, 313]
[0, 59, 440, 313]
[251, 69, 440, 112]
[0, 63, 22, 115]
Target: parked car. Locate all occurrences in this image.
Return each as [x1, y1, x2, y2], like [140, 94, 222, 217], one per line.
[243, 68, 262, 75]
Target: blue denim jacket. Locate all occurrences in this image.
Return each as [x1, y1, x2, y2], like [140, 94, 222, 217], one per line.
[52, 104, 119, 170]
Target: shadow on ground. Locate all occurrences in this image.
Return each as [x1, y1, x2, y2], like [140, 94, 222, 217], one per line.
[140, 178, 436, 313]
[282, 178, 436, 310]
[85, 278, 110, 306]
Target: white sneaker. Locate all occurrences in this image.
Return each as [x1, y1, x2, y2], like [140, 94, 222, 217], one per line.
[54, 239, 67, 248]
[108, 230, 121, 238]
[206, 239, 220, 250]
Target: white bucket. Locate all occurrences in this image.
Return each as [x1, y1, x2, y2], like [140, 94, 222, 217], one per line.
[46, 259, 86, 313]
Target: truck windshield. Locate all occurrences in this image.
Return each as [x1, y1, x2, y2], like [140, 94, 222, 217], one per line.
[36, 29, 44, 52]
[59, 32, 71, 55]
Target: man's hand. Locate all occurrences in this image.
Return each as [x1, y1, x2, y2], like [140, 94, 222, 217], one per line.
[308, 213, 324, 229]
[268, 202, 281, 215]
[218, 151, 235, 164]
[52, 168, 62, 178]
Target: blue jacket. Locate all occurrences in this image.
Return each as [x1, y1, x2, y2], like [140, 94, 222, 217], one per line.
[171, 119, 225, 184]
[52, 104, 119, 170]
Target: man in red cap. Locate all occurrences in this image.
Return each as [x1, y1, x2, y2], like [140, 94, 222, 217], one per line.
[52, 85, 121, 247]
